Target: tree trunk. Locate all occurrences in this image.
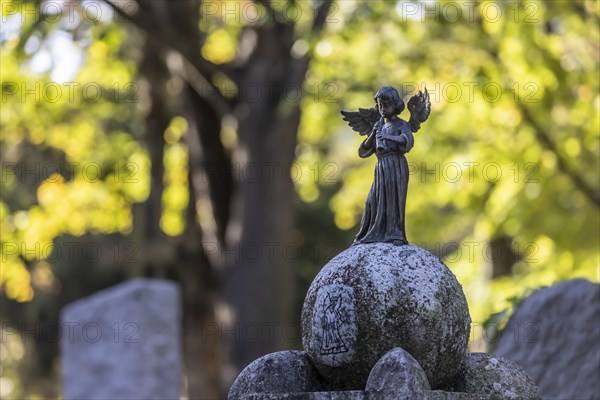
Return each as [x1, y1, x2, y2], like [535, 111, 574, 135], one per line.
[180, 85, 226, 399]
[222, 23, 308, 382]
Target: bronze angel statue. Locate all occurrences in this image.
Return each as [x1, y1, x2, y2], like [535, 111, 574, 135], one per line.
[341, 86, 430, 245]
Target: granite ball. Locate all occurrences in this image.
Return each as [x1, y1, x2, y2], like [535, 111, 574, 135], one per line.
[444, 353, 540, 399]
[228, 351, 326, 399]
[301, 243, 470, 389]
[366, 347, 431, 395]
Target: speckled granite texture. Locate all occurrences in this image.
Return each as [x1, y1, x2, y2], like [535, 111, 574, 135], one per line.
[301, 243, 470, 389]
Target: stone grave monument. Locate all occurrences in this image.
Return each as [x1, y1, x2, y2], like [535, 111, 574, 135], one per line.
[229, 86, 540, 399]
[61, 278, 182, 400]
[494, 278, 600, 399]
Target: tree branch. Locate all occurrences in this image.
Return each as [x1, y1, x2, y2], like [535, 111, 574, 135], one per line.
[103, 0, 232, 115]
[311, 0, 333, 33]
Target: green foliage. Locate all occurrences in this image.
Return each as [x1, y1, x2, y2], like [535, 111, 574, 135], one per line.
[1, 4, 149, 301]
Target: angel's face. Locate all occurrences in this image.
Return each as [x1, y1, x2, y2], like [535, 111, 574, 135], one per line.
[377, 96, 396, 118]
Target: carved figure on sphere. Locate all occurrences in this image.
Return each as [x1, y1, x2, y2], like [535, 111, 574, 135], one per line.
[320, 294, 349, 355]
[341, 86, 430, 245]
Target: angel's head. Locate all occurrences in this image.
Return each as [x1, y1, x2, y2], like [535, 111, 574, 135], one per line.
[374, 86, 405, 117]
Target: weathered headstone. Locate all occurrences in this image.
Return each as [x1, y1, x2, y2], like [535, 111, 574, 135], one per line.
[61, 278, 181, 400]
[494, 278, 600, 399]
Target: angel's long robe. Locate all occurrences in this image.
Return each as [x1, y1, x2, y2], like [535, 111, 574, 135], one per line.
[354, 118, 414, 245]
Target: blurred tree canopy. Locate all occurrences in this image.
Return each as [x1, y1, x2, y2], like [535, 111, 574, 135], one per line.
[1, 0, 598, 398]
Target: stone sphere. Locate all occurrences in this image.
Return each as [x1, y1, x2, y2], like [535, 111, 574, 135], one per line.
[301, 243, 470, 390]
[228, 351, 326, 399]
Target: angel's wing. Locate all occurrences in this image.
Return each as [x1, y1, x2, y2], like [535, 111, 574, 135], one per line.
[340, 107, 380, 136]
[407, 88, 431, 133]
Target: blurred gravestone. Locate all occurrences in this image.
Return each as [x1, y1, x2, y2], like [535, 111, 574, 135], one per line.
[61, 278, 181, 400]
[494, 278, 600, 400]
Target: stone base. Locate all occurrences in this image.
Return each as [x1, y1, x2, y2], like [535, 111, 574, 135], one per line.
[243, 391, 487, 399]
